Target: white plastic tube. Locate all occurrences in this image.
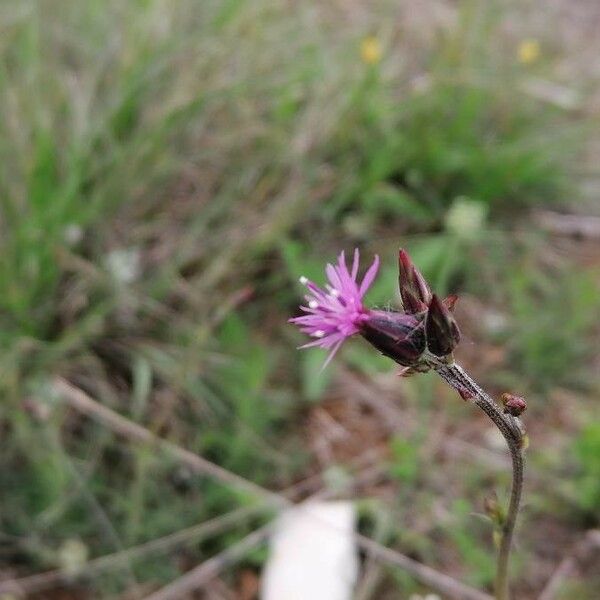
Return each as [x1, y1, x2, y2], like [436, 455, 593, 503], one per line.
[261, 501, 358, 600]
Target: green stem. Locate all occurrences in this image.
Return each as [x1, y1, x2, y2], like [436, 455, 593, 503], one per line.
[435, 362, 526, 600]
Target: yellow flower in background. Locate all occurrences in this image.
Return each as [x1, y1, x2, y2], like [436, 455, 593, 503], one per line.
[517, 39, 541, 64]
[360, 36, 382, 65]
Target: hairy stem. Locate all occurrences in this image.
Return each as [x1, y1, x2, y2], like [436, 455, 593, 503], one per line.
[435, 362, 525, 600]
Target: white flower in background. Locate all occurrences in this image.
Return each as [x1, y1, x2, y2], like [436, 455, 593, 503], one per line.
[445, 197, 487, 240]
[483, 309, 509, 336]
[104, 248, 141, 283]
[58, 538, 88, 577]
[63, 223, 83, 245]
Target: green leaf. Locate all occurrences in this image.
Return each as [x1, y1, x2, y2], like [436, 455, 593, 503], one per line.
[301, 349, 332, 402]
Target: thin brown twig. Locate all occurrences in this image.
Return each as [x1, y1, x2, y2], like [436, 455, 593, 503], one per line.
[535, 210, 600, 239]
[40, 377, 493, 600]
[145, 525, 272, 600]
[52, 377, 286, 508]
[354, 511, 388, 600]
[354, 562, 385, 600]
[356, 533, 492, 600]
[0, 508, 256, 596]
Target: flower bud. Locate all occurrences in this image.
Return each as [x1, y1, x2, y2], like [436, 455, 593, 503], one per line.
[483, 491, 505, 526]
[360, 311, 426, 367]
[501, 393, 527, 417]
[398, 249, 432, 314]
[425, 294, 461, 357]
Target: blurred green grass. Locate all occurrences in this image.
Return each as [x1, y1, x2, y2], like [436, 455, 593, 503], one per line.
[0, 0, 598, 597]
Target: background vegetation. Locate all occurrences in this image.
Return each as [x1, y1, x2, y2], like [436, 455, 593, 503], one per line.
[0, 0, 598, 598]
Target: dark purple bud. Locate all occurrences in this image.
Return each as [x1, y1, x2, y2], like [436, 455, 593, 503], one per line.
[360, 310, 426, 367]
[398, 249, 432, 314]
[501, 393, 527, 417]
[425, 294, 461, 357]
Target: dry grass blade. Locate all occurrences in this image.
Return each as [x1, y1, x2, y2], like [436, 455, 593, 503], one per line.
[145, 525, 271, 600]
[0, 507, 256, 596]
[355, 534, 493, 600]
[535, 210, 600, 238]
[52, 377, 285, 508]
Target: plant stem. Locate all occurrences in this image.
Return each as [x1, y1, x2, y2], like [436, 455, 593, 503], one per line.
[434, 362, 526, 600]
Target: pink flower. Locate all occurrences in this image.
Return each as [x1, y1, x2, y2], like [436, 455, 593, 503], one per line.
[289, 249, 379, 367]
[289, 247, 460, 369]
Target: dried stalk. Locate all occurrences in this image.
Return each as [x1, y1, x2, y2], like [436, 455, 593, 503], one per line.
[436, 363, 526, 600]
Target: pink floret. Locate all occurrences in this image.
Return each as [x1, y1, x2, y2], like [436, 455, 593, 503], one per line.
[289, 249, 379, 366]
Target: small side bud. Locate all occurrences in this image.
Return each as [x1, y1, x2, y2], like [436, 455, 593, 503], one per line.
[483, 491, 505, 526]
[398, 249, 432, 314]
[493, 529, 503, 550]
[425, 294, 461, 357]
[501, 393, 527, 417]
[457, 386, 475, 401]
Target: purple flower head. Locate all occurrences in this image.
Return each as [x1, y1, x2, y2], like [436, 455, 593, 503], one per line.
[290, 247, 461, 369]
[289, 249, 379, 367]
